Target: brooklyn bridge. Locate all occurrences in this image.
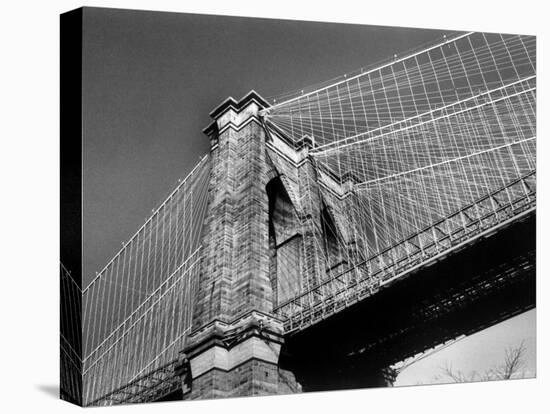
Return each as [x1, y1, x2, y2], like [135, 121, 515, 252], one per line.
[60, 31, 536, 406]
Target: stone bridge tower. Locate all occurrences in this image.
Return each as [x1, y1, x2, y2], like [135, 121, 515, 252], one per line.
[182, 91, 298, 400]
[181, 91, 388, 400]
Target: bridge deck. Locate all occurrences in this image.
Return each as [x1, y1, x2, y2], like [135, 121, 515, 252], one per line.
[280, 210, 535, 391]
[276, 172, 535, 333]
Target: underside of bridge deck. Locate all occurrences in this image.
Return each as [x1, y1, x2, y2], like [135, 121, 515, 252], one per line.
[280, 211, 535, 392]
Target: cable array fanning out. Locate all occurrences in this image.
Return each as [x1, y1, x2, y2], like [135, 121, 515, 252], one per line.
[81, 156, 211, 405]
[70, 31, 535, 405]
[263, 31, 535, 275]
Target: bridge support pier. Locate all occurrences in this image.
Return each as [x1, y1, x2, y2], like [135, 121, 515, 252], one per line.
[184, 312, 300, 399]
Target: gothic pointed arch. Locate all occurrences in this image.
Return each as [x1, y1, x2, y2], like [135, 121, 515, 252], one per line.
[266, 175, 303, 307]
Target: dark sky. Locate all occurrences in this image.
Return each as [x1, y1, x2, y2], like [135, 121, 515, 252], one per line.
[82, 7, 451, 284]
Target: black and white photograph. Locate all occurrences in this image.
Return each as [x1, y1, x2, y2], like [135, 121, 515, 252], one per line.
[2, 2, 548, 414]
[60, 6, 537, 406]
